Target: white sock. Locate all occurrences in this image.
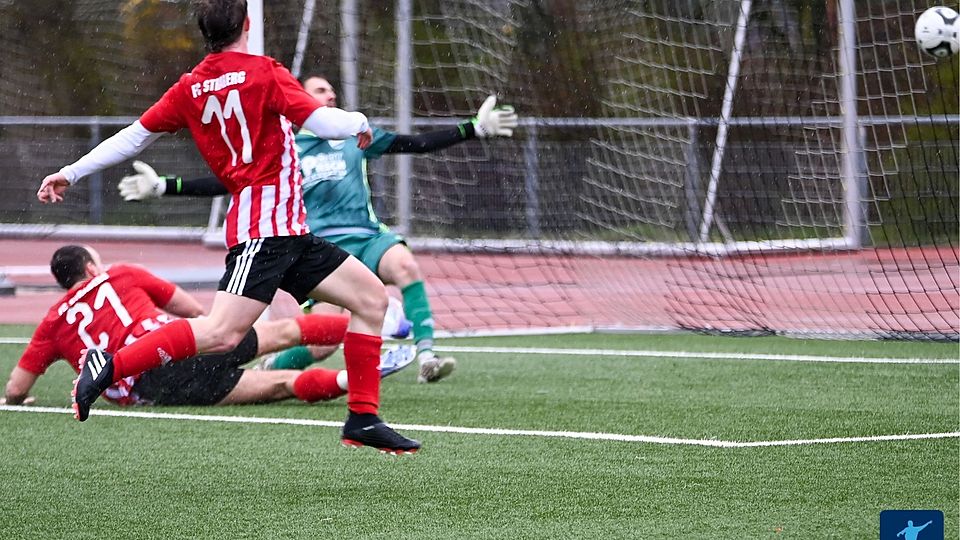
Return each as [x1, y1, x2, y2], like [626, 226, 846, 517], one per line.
[417, 349, 435, 365]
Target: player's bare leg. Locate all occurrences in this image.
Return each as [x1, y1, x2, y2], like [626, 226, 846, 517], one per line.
[309, 256, 420, 454]
[189, 292, 269, 353]
[217, 370, 299, 404]
[259, 293, 340, 370]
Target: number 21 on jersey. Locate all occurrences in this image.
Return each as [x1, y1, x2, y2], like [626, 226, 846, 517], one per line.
[202, 88, 253, 167]
[62, 281, 133, 350]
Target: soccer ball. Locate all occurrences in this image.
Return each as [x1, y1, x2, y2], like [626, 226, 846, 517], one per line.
[915, 6, 959, 58]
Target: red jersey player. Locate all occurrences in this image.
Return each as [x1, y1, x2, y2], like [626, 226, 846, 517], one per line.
[19, 246, 202, 405]
[36, 0, 419, 453]
[4, 245, 416, 408]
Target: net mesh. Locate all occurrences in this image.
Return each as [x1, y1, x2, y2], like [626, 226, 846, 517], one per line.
[0, 0, 955, 339]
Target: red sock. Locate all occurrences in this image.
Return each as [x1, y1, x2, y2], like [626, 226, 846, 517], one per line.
[343, 332, 381, 415]
[112, 319, 197, 382]
[296, 314, 349, 346]
[292, 369, 346, 402]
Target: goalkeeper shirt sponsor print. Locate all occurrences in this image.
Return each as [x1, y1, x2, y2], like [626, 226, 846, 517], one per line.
[17, 265, 177, 405]
[297, 127, 397, 235]
[139, 52, 322, 247]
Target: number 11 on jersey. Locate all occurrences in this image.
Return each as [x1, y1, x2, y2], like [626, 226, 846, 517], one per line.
[202, 88, 253, 167]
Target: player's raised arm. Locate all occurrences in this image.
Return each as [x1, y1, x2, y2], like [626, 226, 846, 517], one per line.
[301, 106, 371, 148]
[37, 121, 164, 203]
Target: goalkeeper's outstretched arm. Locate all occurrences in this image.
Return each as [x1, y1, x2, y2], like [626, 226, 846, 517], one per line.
[118, 95, 518, 199]
[118, 160, 227, 201]
[384, 94, 518, 154]
[161, 176, 227, 197]
[385, 125, 475, 154]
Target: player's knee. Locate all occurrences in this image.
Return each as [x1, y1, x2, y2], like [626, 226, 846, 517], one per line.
[353, 285, 389, 323]
[394, 257, 422, 284]
[205, 328, 248, 353]
[273, 375, 296, 400]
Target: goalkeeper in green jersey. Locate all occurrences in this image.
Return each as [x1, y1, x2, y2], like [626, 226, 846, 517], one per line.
[118, 75, 518, 383]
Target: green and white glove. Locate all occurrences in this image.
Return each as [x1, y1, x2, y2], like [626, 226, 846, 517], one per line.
[471, 95, 518, 138]
[118, 160, 166, 201]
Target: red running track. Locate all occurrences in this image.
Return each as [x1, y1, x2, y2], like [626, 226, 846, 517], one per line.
[0, 239, 955, 339]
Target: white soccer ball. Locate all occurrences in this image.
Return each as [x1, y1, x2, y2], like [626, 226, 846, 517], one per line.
[915, 6, 959, 58]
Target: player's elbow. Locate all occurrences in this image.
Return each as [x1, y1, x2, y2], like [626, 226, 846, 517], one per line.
[182, 303, 205, 318]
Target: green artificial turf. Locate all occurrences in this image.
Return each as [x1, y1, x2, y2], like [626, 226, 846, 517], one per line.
[0, 330, 956, 539]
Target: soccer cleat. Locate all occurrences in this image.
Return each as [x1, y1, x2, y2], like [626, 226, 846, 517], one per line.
[417, 354, 456, 384]
[378, 345, 417, 379]
[391, 318, 412, 340]
[341, 413, 421, 454]
[72, 349, 114, 422]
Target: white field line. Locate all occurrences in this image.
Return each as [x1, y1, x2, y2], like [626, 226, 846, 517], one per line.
[432, 346, 958, 365]
[1, 405, 957, 448]
[0, 337, 954, 365]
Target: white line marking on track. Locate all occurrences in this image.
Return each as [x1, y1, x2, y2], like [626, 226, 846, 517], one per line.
[1, 405, 957, 448]
[433, 346, 959, 365]
[0, 338, 954, 364]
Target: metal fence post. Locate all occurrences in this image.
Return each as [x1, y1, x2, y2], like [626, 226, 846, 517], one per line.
[523, 123, 541, 238]
[89, 122, 103, 225]
[684, 121, 701, 242]
[858, 125, 870, 246]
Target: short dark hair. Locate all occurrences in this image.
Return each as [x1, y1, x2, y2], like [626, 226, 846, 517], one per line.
[50, 245, 93, 289]
[194, 0, 247, 52]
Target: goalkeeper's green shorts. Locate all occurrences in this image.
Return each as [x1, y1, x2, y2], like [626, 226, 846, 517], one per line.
[321, 230, 407, 276]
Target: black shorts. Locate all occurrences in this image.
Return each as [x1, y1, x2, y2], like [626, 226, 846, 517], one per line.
[218, 235, 350, 304]
[131, 330, 259, 406]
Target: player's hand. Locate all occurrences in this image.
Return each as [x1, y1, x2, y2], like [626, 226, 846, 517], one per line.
[37, 173, 70, 203]
[0, 396, 36, 405]
[118, 160, 166, 201]
[472, 95, 518, 138]
[356, 128, 373, 149]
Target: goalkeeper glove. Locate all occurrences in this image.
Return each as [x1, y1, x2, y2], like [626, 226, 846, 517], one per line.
[471, 95, 518, 138]
[118, 160, 166, 201]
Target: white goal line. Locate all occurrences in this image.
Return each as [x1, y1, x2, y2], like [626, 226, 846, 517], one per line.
[0, 337, 954, 365]
[431, 346, 957, 365]
[1, 406, 956, 448]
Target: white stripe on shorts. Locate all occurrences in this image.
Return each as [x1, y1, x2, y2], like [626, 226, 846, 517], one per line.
[226, 239, 264, 295]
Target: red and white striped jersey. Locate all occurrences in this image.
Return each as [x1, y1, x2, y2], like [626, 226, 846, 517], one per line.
[139, 52, 320, 247]
[17, 265, 177, 405]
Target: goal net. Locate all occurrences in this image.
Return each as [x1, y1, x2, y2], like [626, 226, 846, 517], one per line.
[0, 0, 956, 339]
